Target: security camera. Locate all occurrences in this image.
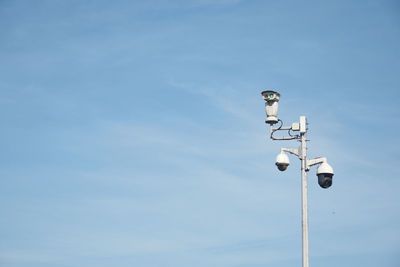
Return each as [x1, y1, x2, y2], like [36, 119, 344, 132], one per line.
[316, 162, 334, 188]
[275, 152, 290, 171]
[261, 90, 280, 125]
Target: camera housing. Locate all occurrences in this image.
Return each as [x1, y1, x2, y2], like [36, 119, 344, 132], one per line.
[261, 90, 280, 102]
[261, 90, 280, 125]
[316, 162, 334, 188]
[275, 152, 290, 171]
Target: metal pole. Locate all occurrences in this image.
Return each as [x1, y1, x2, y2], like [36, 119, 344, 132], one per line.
[300, 131, 309, 267]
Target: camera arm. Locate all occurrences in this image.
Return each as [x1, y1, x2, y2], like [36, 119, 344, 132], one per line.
[306, 157, 327, 172]
[270, 121, 301, 141]
[281, 147, 300, 157]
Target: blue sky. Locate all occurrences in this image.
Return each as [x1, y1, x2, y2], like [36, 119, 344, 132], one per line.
[0, 0, 399, 266]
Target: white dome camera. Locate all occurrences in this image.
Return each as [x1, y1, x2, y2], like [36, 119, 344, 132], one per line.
[275, 152, 290, 171]
[261, 90, 280, 125]
[316, 162, 334, 188]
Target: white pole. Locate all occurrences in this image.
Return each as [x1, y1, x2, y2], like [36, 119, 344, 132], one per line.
[301, 130, 309, 267]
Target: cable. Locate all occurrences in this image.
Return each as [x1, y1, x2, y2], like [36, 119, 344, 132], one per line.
[277, 119, 283, 130]
[270, 119, 283, 139]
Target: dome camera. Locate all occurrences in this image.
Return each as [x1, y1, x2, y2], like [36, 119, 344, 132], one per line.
[275, 152, 290, 171]
[316, 162, 334, 188]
